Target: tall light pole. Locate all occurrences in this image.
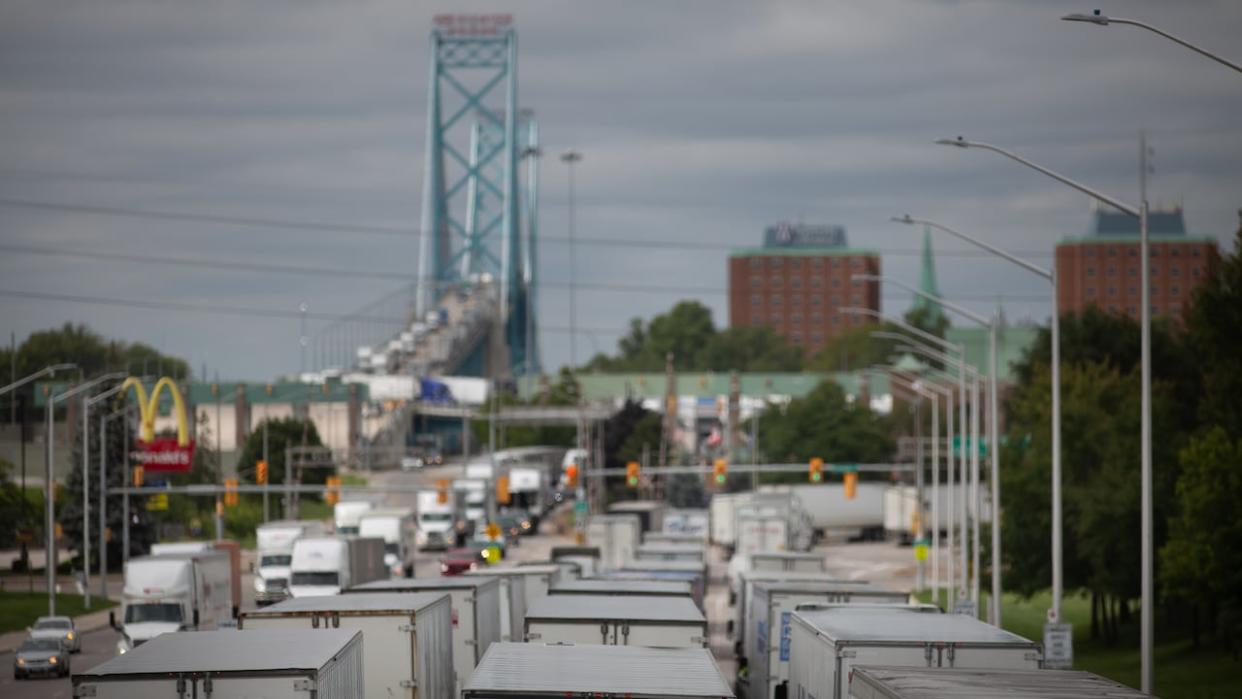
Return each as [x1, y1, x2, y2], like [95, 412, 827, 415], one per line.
[81, 382, 128, 607]
[559, 149, 583, 369]
[893, 214, 1055, 626]
[938, 135, 1147, 679]
[880, 373, 937, 595]
[44, 372, 125, 615]
[1062, 10, 1242, 75]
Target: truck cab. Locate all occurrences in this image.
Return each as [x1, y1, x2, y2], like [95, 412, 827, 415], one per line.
[416, 490, 457, 551]
[289, 537, 350, 597]
[333, 499, 376, 535]
[255, 520, 326, 605]
[114, 552, 232, 655]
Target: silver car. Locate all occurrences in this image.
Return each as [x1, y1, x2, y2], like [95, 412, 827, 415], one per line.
[13, 637, 70, 679]
[29, 615, 80, 653]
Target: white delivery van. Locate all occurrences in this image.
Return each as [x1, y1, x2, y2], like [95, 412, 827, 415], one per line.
[883, 486, 920, 544]
[608, 500, 665, 533]
[417, 490, 457, 550]
[255, 520, 328, 605]
[289, 536, 386, 597]
[746, 582, 914, 699]
[586, 514, 642, 571]
[334, 499, 377, 535]
[465, 569, 528, 642]
[663, 508, 710, 537]
[113, 551, 234, 654]
[359, 508, 418, 577]
[74, 629, 363, 699]
[462, 643, 734, 699]
[524, 594, 707, 648]
[787, 608, 1041, 699]
[635, 542, 706, 563]
[711, 492, 747, 547]
[847, 666, 1150, 699]
[240, 592, 454, 699]
[348, 577, 501, 694]
[550, 579, 694, 603]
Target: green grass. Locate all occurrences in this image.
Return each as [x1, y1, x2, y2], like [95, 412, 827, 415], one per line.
[0, 592, 116, 633]
[916, 588, 1240, 698]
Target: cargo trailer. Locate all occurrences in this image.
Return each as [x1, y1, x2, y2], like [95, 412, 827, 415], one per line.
[239, 592, 454, 699]
[729, 551, 827, 603]
[663, 508, 709, 537]
[745, 582, 914, 699]
[847, 666, 1150, 699]
[72, 629, 363, 699]
[730, 571, 870, 651]
[586, 514, 641, 570]
[465, 569, 528, 641]
[882, 486, 919, 544]
[608, 500, 665, 533]
[619, 559, 709, 608]
[759, 483, 886, 541]
[551, 544, 603, 577]
[787, 609, 1041, 699]
[113, 550, 234, 654]
[550, 578, 693, 602]
[462, 642, 733, 699]
[711, 492, 746, 547]
[347, 576, 501, 693]
[635, 542, 707, 563]
[524, 594, 707, 648]
[646, 532, 709, 545]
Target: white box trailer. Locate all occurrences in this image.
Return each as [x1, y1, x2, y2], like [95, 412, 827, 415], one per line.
[619, 559, 709, 609]
[289, 536, 387, 597]
[115, 551, 234, 653]
[847, 666, 1151, 699]
[481, 563, 562, 606]
[746, 582, 915, 699]
[760, 483, 887, 541]
[608, 500, 665, 533]
[73, 629, 364, 699]
[788, 609, 1041, 699]
[464, 569, 527, 641]
[462, 642, 734, 699]
[664, 508, 710, 537]
[730, 571, 868, 651]
[587, 514, 642, 570]
[524, 594, 707, 648]
[347, 577, 501, 694]
[729, 551, 827, 603]
[711, 492, 747, 546]
[551, 578, 694, 603]
[551, 545, 603, 577]
[736, 511, 791, 555]
[635, 542, 707, 563]
[882, 486, 919, 544]
[647, 531, 708, 545]
[239, 592, 454, 699]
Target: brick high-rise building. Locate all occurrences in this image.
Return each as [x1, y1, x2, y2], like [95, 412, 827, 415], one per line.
[729, 223, 880, 354]
[1056, 207, 1220, 324]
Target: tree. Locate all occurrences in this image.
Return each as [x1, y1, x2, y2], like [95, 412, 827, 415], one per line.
[0, 458, 38, 550]
[808, 320, 905, 372]
[235, 417, 326, 489]
[756, 380, 893, 469]
[1161, 427, 1242, 652]
[904, 304, 949, 340]
[1186, 215, 1242, 436]
[698, 326, 802, 372]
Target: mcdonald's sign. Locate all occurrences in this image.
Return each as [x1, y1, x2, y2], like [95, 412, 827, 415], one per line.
[124, 377, 196, 473]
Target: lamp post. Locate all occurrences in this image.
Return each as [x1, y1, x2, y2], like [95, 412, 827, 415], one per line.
[81, 382, 129, 608]
[560, 149, 583, 369]
[893, 214, 1055, 625]
[1062, 10, 1242, 75]
[937, 135, 1147, 679]
[881, 375, 935, 595]
[97, 404, 129, 601]
[44, 372, 126, 615]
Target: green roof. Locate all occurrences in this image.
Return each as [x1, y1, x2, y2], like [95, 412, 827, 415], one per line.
[571, 371, 889, 401]
[1057, 235, 1218, 246]
[729, 248, 881, 258]
[943, 325, 1040, 383]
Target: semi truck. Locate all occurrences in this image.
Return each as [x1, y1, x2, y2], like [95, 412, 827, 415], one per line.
[76, 629, 363, 699]
[334, 499, 378, 535]
[417, 489, 458, 551]
[288, 536, 386, 597]
[240, 593, 454, 699]
[255, 520, 328, 605]
[112, 550, 234, 654]
[359, 508, 417, 577]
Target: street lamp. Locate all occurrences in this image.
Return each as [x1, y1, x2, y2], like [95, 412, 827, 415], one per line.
[45, 372, 127, 615]
[560, 149, 583, 369]
[0, 364, 75, 546]
[937, 135, 1149, 682]
[857, 272, 996, 611]
[81, 382, 130, 607]
[1062, 10, 1242, 75]
[893, 214, 1055, 626]
[875, 371, 938, 596]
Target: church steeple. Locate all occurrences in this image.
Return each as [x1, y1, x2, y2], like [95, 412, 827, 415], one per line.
[914, 224, 945, 322]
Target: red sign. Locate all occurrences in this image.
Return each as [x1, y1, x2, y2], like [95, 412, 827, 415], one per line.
[133, 438, 196, 472]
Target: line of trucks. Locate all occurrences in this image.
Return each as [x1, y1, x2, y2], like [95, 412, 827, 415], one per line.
[83, 488, 1139, 699]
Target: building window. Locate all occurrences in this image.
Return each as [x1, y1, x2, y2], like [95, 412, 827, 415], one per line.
[751, 294, 761, 307]
[1108, 247, 1117, 257]
[791, 334, 803, 345]
[811, 311, 823, 322]
[852, 295, 861, 305]
[1109, 304, 1118, 312]
[1151, 248, 1160, 257]
[811, 276, 822, 288]
[1151, 285, 1159, 296]
[771, 276, 783, 287]
[770, 258, 783, 268]
[791, 313, 803, 324]
[831, 314, 840, 324]
[1087, 267, 1096, 277]
[1150, 266, 1158, 276]
[1129, 286, 1137, 296]
[771, 295, 783, 306]
[770, 313, 782, 324]
[751, 275, 763, 287]
[1108, 266, 1116, 276]
[1087, 248, 1096, 258]
[811, 331, 824, 342]
[851, 279, 861, 287]
[791, 277, 802, 289]
[811, 258, 824, 269]
[1129, 248, 1137, 258]
[1170, 302, 1182, 312]
[1171, 266, 1181, 277]
[1171, 247, 1181, 257]
[831, 259, 840, 268]
[1087, 287, 1096, 298]
[749, 258, 763, 269]
[851, 258, 862, 268]
[811, 295, 822, 306]
[792, 295, 803, 306]
[1109, 287, 1117, 297]
[790, 259, 802, 270]
[1192, 266, 1201, 278]
[832, 278, 841, 288]
[1172, 285, 1180, 296]
[1192, 248, 1201, 258]
[1129, 266, 1137, 277]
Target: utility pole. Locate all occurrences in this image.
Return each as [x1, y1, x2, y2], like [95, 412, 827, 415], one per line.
[262, 420, 269, 523]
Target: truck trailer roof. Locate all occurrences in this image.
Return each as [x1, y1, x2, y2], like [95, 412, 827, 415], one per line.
[76, 629, 360, 676]
[794, 608, 1036, 645]
[242, 591, 448, 616]
[463, 642, 732, 699]
[526, 594, 704, 623]
[849, 666, 1151, 699]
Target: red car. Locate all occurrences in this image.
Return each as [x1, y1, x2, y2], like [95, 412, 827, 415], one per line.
[439, 547, 486, 576]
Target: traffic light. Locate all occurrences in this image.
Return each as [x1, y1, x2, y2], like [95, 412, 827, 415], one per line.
[565, 463, 579, 488]
[132, 465, 144, 487]
[255, 460, 268, 485]
[809, 457, 824, 483]
[496, 475, 511, 504]
[626, 461, 640, 488]
[436, 479, 450, 505]
[224, 478, 239, 507]
[325, 476, 341, 505]
[713, 458, 728, 486]
[844, 471, 858, 500]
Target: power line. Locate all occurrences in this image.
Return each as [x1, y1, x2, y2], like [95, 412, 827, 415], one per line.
[0, 241, 1051, 301]
[0, 196, 1054, 258]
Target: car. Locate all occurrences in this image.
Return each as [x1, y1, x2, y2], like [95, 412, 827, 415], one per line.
[14, 637, 69, 679]
[495, 511, 530, 541]
[400, 456, 425, 471]
[439, 547, 487, 576]
[29, 615, 79, 653]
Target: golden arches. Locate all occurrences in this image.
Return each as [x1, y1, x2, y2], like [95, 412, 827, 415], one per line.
[121, 376, 191, 446]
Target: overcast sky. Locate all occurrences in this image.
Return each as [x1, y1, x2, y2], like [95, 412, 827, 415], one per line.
[2, 0, 1240, 380]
